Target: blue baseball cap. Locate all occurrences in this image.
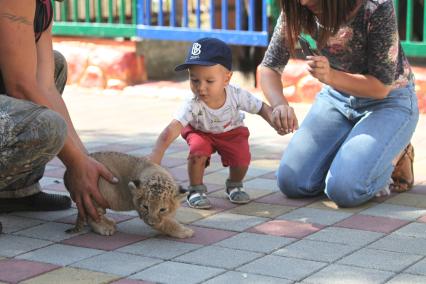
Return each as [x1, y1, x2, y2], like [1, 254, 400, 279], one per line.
[175, 37, 232, 71]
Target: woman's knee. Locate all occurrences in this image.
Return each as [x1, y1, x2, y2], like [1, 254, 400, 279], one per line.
[276, 165, 314, 198]
[325, 174, 366, 207]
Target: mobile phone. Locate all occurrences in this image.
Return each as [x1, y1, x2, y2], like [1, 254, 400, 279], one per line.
[298, 36, 318, 57]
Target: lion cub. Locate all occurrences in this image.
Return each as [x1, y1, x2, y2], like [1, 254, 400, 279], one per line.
[64, 151, 193, 239]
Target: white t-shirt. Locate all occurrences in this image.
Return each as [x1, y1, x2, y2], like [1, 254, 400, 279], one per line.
[174, 84, 263, 134]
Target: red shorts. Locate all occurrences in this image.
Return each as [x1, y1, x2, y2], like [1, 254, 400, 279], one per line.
[181, 125, 251, 167]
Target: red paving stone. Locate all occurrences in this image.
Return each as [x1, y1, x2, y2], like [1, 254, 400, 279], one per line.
[334, 214, 410, 233]
[61, 232, 147, 251]
[0, 259, 59, 284]
[248, 220, 324, 238]
[417, 215, 426, 223]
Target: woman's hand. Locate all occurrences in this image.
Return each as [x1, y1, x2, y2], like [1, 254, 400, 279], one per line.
[65, 156, 117, 222]
[307, 55, 333, 85]
[271, 104, 299, 135]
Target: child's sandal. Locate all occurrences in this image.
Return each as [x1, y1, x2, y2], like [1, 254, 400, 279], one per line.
[186, 184, 211, 209]
[390, 143, 414, 193]
[225, 180, 250, 204]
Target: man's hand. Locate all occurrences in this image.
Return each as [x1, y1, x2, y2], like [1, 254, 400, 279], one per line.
[271, 104, 299, 134]
[65, 156, 117, 222]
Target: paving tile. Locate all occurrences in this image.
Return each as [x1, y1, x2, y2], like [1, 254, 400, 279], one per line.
[411, 184, 426, 195]
[237, 255, 326, 281]
[168, 167, 189, 182]
[204, 196, 240, 210]
[392, 222, 426, 238]
[20, 267, 119, 284]
[368, 235, 426, 255]
[256, 192, 322, 207]
[175, 245, 262, 269]
[111, 279, 155, 284]
[117, 238, 201, 259]
[359, 203, 426, 221]
[244, 178, 280, 192]
[405, 258, 426, 275]
[126, 147, 153, 157]
[308, 199, 378, 213]
[11, 208, 77, 221]
[259, 172, 277, 179]
[203, 172, 230, 185]
[130, 261, 224, 284]
[276, 207, 352, 226]
[305, 227, 384, 248]
[386, 273, 426, 284]
[14, 222, 86, 242]
[193, 212, 268, 232]
[160, 157, 187, 168]
[337, 248, 423, 272]
[162, 225, 237, 245]
[274, 239, 357, 263]
[215, 166, 272, 179]
[39, 177, 60, 188]
[0, 235, 52, 257]
[248, 159, 280, 171]
[385, 193, 426, 208]
[227, 202, 294, 218]
[115, 218, 159, 237]
[43, 167, 66, 178]
[204, 271, 291, 284]
[334, 214, 410, 233]
[16, 244, 104, 266]
[175, 206, 220, 224]
[209, 185, 278, 200]
[248, 220, 323, 238]
[0, 215, 44, 233]
[61, 232, 147, 251]
[215, 232, 295, 253]
[302, 263, 394, 284]
[71, 251, 162, 276]
[0, 259, 59, 284]
[418, 215, 426, 223]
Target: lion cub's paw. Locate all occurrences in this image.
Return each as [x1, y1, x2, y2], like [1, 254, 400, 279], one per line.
[90, 219, 117, 236]
[174, 227, 194, 239]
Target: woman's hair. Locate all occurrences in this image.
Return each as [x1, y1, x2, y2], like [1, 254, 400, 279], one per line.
[280, 0, 358, 54]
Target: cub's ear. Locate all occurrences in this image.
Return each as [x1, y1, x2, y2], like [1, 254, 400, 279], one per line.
[175, 185, 188, 200]
[128, 179, 141, 192]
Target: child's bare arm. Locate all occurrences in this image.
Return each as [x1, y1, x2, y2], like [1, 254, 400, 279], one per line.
[258, 102, 286, 136]
[149, 119, 183, 164]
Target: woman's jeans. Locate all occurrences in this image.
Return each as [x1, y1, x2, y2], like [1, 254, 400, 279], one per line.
[277, 83, 419, 207]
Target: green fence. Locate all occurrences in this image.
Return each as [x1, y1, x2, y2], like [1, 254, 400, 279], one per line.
[52, 0, 426, 57]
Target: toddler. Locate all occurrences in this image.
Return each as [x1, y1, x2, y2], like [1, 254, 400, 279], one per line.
[149, 37, 281, 209]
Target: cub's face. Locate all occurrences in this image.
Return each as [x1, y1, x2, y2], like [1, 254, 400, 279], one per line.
[128, 174, 184, 226]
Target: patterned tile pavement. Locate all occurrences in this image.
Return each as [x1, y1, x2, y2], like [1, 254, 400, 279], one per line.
[0, 84, 425, 283]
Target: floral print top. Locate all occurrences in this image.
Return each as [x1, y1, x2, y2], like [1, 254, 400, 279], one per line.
[261, 0, 414, 90]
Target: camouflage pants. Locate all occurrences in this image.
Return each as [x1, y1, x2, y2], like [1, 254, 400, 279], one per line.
[0, 51, 68, 198]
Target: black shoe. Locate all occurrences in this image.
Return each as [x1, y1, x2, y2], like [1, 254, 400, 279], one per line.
[0, 192, 71, 213]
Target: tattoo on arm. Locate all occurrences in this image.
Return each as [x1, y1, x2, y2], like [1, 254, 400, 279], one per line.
[1, 12, 32, 25]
